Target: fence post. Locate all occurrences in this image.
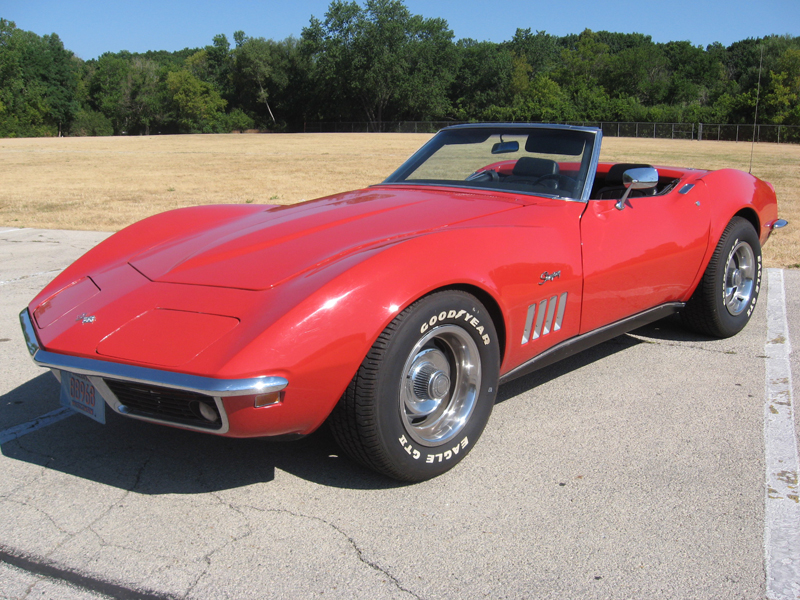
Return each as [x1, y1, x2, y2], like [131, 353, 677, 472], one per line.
[778, 125, 781, 144]
[698, 123, 703, 141]
[672, 123, 674, 139]
[736, 125, 739, 142]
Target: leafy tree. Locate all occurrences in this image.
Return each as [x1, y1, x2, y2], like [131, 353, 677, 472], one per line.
[2, 5, 800, 137]
[556, 29, 610, 92]
[0, 19, 79, 136]
[165, 69, 227, 132]
[302, 0, 457, 125]
[219, 108, 255, 131]
[602, 43, 669, 105]
[487, 72, 574, 122]
[185, 49, 211, 80]
[553, 30, 613, 120]
[659, 41, 721, 106]
[204, 34, 234, 99]
[396, 14, 457, 120]
[127, 58, 163, 134]
[451, 40, 513, 120]
[87, 53, 133, 133]
[232, 33, 288, 123]
[86, 53, 169, 134]
[765, 48, 800, 124]
[39, 33, 81, 134]
[69, 109, 113, 136]
[595, 31, 653, 54]
[506, 29, 560, 75]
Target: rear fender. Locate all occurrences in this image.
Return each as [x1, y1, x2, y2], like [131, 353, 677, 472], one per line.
[699, 169, 778, 248]
[682, 169, 778, 300]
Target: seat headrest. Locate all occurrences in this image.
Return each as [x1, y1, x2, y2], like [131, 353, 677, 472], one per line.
[512, 157, 559, 178]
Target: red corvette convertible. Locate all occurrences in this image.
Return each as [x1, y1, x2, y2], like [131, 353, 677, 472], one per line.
[20, 124, 786, 481]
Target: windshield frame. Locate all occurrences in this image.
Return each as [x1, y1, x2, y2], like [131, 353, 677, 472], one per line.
[382, 123, 603, 203]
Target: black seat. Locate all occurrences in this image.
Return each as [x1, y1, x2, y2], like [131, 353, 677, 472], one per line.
[595, 163, 655, 199]
[504, 157, 559, 184]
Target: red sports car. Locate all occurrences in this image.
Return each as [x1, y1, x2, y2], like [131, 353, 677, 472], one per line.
[20, 124, 786, 481]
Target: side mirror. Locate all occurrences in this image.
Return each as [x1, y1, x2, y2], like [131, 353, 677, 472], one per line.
[615, 167, 659, 210]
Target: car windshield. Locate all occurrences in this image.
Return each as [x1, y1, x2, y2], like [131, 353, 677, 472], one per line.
[383, 125, 600, 201]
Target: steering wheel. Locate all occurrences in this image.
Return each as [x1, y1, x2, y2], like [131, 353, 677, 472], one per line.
[532, 174, 577, 192]
[466, 169, 499, 183]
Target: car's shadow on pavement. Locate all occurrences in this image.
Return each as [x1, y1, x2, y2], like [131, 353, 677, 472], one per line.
[2, 374, 396, 492]
[496, 315, 715, 403]
[2, 318, 713, 493]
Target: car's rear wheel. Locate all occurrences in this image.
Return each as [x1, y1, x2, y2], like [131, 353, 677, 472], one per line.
[681, 216, 762, 338]
[329, 290, 500, 481]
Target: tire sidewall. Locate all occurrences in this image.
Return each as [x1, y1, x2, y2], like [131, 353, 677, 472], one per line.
[373, 292, 500, 480]
[712, 219, 762, 337]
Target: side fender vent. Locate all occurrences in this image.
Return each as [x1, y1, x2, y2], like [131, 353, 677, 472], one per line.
[522, 292, 568, 345]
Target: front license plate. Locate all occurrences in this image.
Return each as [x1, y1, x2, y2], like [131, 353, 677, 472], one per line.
[60, 372, 105, 424]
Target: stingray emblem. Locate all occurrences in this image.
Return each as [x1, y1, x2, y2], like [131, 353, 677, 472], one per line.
[76, 313, 96, 324]
[539, 270, 561, 285]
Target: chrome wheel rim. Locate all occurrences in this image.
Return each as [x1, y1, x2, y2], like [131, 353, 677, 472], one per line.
[399, 325, 481, 446]
[724, 241, 755, 316]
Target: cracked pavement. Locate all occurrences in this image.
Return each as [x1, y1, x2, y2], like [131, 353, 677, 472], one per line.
[2, 228, 798, 599]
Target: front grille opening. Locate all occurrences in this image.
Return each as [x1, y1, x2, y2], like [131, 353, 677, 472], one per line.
[103, 379, 223, 430]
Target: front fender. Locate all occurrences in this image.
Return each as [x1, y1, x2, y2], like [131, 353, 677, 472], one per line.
[219, 204, 584, 434]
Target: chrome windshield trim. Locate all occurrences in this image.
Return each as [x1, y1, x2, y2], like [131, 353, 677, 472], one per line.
[383, 123, 602, 204]
[20, 309, 287, 397]
[581, 129, 602, 203]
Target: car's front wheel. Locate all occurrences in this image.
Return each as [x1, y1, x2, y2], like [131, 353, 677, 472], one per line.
[329, 290, 500, 481]
[681, 216, 762, 338]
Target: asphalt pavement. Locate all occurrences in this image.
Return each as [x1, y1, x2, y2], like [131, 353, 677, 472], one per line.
[1, 227, 798, 600]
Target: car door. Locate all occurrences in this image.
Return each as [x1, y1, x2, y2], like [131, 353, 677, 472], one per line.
[579, 180, 711, 333]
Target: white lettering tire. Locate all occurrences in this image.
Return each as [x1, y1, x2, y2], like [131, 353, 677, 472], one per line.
[329, 290, 500, 481]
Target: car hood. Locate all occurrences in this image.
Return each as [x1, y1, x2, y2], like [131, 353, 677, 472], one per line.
[129, 186, 519, 291]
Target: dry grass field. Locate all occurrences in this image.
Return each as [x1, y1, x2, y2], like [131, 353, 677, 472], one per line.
[0, 132, 796, 267]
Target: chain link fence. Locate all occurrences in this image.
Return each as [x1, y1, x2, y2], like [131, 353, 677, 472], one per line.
[696, 123, 800, 143]
[303, 120, 800, 143]
[303, 121, 457, 133]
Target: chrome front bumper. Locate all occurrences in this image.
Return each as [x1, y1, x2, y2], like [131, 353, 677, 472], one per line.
[20, 309, 288, 434]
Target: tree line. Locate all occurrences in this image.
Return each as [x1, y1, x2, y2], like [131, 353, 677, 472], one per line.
[1, 0, 799, 137]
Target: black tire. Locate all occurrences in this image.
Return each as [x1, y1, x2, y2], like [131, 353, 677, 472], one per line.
[681, 216, 762, 338]
[329, 290, 500, 482]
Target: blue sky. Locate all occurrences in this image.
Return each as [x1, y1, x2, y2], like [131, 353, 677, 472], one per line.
[3, 0, 799, 60]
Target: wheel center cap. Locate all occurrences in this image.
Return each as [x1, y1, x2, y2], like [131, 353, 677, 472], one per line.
[428, 371, 451, 400]
[406, 348, 452, 417]
[733, 269, 742, 289]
